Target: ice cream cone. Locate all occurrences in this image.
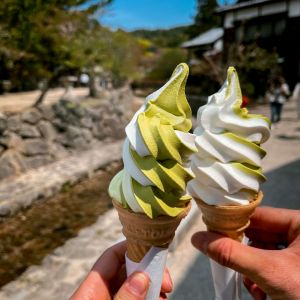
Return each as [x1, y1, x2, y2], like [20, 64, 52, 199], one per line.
[113, 199, 191, 262]
[194, 191, 263, 242]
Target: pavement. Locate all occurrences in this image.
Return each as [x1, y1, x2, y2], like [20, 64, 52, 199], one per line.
[169, 99, 300, 300]
[0, 100, 299, 299]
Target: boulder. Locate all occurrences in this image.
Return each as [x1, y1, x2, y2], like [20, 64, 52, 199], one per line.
[0, 113, 7, 133]
[86, 107, 104, 121]
[53, 100, 85, 126]
[66, 125, 82, 139]
[92, 123, 105, 140]
[38, 121, 57, 141]
[81, 128, 93, 143]
[21, 108, 42, 124]
[0, 145, 5, 156]
[7, 115, 22, 131]
[18, 124, 41, 138]
[0, 150, 26, 180]
[80, 117, 93, 129]
[72, 136, 89, 150]
[37, 105, 55, 121]
[21, 139, 50, 156]
[53, 101, 68, 120]
[24, 155, 54, 169]
[0, 131, 23, 150]
[49, 143, 70, 159]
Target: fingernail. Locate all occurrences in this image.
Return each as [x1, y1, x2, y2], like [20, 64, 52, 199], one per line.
[127, 272, 149, 294]
[191, 232, 208, 254]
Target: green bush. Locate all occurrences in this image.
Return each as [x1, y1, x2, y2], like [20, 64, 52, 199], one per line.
[147, 49, 187, 80]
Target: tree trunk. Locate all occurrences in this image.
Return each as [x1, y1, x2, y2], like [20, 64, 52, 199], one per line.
[89, 72, 98, 98]
[33, 81, 50, 107]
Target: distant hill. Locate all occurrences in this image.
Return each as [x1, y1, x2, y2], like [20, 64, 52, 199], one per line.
[131, 25, 190, 48]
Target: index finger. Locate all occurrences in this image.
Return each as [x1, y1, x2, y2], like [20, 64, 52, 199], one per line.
[249, 207, 299, 232]
[246, 207, 300, 243]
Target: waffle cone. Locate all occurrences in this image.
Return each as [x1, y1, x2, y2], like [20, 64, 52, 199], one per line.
[113, 200, 191, 262]
[194, 191, 263, 242]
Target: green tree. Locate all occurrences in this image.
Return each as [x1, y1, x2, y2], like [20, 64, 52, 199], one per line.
[68, 25, 142, 96]
[0, 0, 111, 102]
[186, 0, 221, 38]
[147, 49, 187, 81]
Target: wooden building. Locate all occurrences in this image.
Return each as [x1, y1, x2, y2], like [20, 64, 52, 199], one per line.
[218, 0, 300, 87]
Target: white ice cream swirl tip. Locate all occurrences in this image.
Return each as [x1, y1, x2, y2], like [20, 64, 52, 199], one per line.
[188, 67, 271, 205]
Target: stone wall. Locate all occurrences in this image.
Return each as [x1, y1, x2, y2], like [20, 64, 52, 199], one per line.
[0, 86, 132, 181]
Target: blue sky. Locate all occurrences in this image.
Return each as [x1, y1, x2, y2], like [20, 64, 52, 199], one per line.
[99, 0, 198, 31]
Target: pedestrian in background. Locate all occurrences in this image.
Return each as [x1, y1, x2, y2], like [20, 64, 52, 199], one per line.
[266, 76, 290, 126]
[292, 79, 300, 119]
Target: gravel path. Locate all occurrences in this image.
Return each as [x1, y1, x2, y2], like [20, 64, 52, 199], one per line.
[0, 88, 88, 113]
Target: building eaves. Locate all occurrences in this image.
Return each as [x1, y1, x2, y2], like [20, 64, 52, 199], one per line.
[217, 0, 279, 13]
[181, 28, 224, 48]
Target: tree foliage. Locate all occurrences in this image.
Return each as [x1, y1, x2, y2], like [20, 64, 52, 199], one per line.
[147, 49, 187, 81]
[186, 0, 221, 38]
[0, 0, 112, 92]
[132, 26, 189, 48]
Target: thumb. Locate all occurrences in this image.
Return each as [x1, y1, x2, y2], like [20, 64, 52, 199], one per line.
[191, 231, 272, 280]
[114, 272, 150, 300]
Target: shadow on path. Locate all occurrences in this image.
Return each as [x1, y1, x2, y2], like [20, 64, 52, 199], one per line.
[276, 134, 300, 141]
[171, 159, 300, 300]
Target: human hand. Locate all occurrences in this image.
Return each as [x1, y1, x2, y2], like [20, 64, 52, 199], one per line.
[70, 241, 173, 300]
[191, 206, 300, 300]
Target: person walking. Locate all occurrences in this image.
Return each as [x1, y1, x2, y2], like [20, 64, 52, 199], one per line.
[266, 76, 290, 126]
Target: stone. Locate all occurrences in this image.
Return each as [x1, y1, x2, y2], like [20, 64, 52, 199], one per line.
[92, 123, 105, 140]
[0, 145, 5, 155]
[0, 131, 23, 150]
[21, 108, 42, 124]
[86, 107, 104, 121]
[81, 128, 93, 143]
[37, 105, 55, 121]
[18, 124, 41, 138]
[66, 125, 82, 139]
[52, 118, 68, 132]
[71, 104, 86, 118]
[72, 137, 89, 150]
[7, 115, 22, 131]
[24, 155, 54, 169]
[0, 150, 26, 180]
[49, 143, 69, 159]
[55, 134, 71, 147]
[38, 121, 57, 141]
[0, 113, 7, 133]
[53, 101, 68, 120]
[80, 117, 93, 129]
[22, 139, 50, 156]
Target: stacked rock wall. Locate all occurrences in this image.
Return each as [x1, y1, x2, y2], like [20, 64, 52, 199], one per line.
[0, 86, 132, 181]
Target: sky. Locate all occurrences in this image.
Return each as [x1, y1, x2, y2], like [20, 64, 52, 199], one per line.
[99, 0, 198, 31]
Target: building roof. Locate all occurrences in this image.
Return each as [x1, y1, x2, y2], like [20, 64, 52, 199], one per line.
[181, 28, 224, 48]
[217, 0, 280, 13]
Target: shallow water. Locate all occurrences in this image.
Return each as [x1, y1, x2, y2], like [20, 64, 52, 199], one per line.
[0, 161, 122, 287]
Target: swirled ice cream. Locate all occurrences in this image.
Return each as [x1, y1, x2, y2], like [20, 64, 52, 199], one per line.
[188, 67, 270, 205]
[109, 63, 196, 218]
